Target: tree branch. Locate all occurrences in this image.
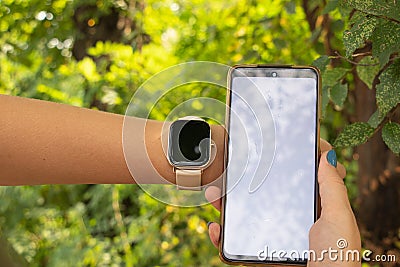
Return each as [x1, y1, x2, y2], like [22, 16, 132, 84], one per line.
[330, 51, 380, 66]
[301, 0, 319, 32]
[352, 52, 372, 57]
[330, 51, 400, 67]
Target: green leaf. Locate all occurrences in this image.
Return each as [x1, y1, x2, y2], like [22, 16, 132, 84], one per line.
[321, 85, 329, 118]
[382, 122, 400, 154]
[367, 110, 384, 128]
[334, 122, 374, 147]
[371, 20, 400, 67]
[322, 0, 339, 14]
[285, 1, 296, 14]
[329, 82, 348, 107]
[343, 13, 377, 57]
[322, 67, 348, 87]
[312, 55, 330, 72]
[273, 38, 286, 49]
[340, 0, 400, 22]
[356, 56, 380, 89]
[77, 57, 100, 82]
[331, 19, 345, 32]
[376, 60, 400, 116]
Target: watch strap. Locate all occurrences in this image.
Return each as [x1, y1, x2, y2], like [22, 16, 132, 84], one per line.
[176, 169, 202, 191]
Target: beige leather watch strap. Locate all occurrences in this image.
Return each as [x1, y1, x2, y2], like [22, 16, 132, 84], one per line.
[175, 169, 202, 191]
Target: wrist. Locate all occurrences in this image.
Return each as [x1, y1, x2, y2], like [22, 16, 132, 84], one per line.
[145, 120, 225, 186]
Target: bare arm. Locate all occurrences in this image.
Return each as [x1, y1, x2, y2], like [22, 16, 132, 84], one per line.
[0, 95, 224, 186]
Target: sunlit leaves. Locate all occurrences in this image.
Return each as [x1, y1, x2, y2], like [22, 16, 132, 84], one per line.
[36, 83, 80, 104]
[166, 0, 315, 64]
[77, 57, 100, 82]
[88, 41, 134, 59]
[334, 122, 374, 147]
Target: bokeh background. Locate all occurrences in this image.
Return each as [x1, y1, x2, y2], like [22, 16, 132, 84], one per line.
[0, 0, 399, 266]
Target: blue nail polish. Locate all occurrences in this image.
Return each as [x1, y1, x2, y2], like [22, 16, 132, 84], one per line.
[327, 150, 337, 167]
[207, 222, 212, 229]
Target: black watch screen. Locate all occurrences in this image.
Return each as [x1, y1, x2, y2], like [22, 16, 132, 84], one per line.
[168, 120, 211, 167]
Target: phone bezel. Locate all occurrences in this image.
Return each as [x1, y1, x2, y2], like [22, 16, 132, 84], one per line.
[220, 64, 321, 266]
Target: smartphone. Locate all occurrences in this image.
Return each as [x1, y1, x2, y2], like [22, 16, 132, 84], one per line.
[220, 65, 320, 265]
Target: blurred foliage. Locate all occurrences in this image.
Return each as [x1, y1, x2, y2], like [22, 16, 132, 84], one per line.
[0, 0, 399, 266]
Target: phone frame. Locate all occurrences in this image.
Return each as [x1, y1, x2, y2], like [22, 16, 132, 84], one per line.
[220, 64, 321, 266]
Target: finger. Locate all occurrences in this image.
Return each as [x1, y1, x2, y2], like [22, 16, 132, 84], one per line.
[318, 150, 352, 219]
[337, 161, 346, 179]
[319, 139, 346, 178]
[320, 138, 332, 153]
[205, 186, 222, 211]
[208, 222, 221, 248]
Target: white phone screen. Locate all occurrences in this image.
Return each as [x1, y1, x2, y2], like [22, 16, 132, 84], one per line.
[222, 67, 319, 263]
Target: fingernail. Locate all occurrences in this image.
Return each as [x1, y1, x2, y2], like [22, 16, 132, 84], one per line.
[327, 149, 337, 167]
[207, 222, 212, 229]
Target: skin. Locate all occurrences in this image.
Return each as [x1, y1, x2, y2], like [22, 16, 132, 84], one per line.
[1, 95, 361, 266]
[0, 94, 224, 186]
[206, 139, 361, 266]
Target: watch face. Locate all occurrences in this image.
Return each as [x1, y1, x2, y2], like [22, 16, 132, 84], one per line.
[168, 120, 211, 167]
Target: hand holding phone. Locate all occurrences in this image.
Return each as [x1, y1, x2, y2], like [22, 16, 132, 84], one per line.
[205, 139, 361, 266]
[220, 65, 321, 265]
[206, 140, 360, 266]
[206, 65, 361, 267]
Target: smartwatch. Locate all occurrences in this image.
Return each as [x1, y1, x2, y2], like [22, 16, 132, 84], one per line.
[167, 117, 212, 191]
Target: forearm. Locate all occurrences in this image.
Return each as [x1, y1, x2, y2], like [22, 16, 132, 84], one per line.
[0, 95, 224, 186]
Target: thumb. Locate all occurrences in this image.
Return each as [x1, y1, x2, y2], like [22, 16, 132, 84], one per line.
[318, 150, 352, 219]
